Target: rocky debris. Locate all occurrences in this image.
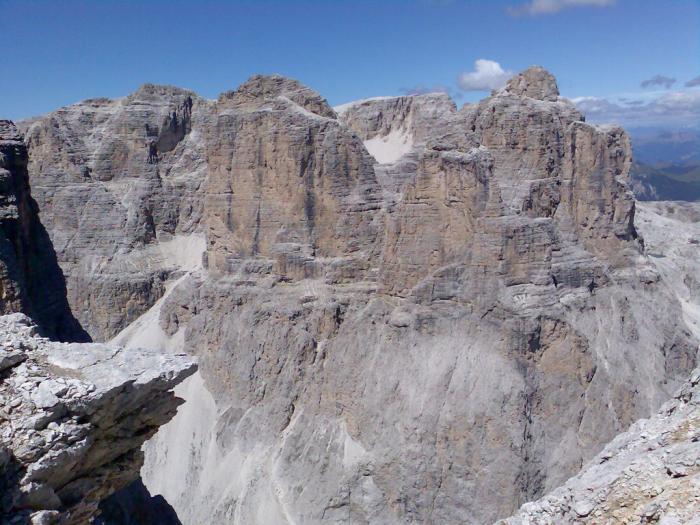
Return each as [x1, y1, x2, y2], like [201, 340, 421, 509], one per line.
[497, 367, 700, 525]
[0, 121, 87, 342]
[22, 68, 700, 523]
[0, 313, 196, 524]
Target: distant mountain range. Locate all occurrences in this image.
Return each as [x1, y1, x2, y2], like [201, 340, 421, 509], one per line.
[628, 127, 700, 201]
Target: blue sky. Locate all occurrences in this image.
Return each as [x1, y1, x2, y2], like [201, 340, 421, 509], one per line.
[1, 0, 698, 127]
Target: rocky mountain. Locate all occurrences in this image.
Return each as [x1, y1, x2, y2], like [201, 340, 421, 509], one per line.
[16, 67, 700, 523]
[17, 87, 208, 342]
[629, 161, 700, 202]
[499, 365, 700, 525]
[500, 201, 700, 524]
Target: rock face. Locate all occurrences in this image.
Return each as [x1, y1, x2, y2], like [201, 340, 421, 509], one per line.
[635, 201, 700, 341]
[0, 313, 196, 524]
[204, 75, 382, 280]
[21, 67, 699, 524]
[19, 87, 210, 341]
[497, 200, 700, 524]
[498, 367, 700, 525]
[0, 121, 87, 342]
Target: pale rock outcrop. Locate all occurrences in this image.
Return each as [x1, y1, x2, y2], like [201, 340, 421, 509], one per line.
[0, 313, 195, 524]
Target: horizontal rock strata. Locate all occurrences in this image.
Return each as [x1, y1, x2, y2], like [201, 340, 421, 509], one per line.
[20, 67, 700, 524]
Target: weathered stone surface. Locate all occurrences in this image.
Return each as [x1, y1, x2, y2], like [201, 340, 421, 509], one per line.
[20, 68, 700, 524]
[0, 313, 196, 524]
[497, 367, 700, 525]
[19, 88, 210, 341]
[204, 75, 382, 281]
[0, 121, 87, 342]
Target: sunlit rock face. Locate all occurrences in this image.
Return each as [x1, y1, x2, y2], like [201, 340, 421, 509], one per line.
[0, 313, 195, 525]
[500, 200, 700, 525]
[19, 87, 211, 341]
[204, 75, 383, 282]
[22, 68, 698, 524]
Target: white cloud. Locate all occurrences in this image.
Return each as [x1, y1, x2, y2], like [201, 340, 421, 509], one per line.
[573, 89, 700, 127]
[508, 0, 615, 16]
[457, 59, 513, 92]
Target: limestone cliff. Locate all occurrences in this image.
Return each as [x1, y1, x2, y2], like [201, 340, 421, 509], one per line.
[20, 68, 699, 524]
[19, 88, 209, 341]
[0, 122, 196, 524]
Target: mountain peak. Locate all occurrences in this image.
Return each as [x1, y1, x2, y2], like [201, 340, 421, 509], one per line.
[503, 65, 559, 101]
[219, 74, 336, 118]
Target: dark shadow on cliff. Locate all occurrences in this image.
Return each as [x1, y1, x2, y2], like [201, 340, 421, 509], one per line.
[21, 192, 92, 343]
[95, 479, 182, 525]
[0, 119, 90, 343]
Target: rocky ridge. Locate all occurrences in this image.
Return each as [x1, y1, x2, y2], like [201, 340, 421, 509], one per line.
[498, 366, 700, 525]
[18, 87, 209, 341]
[496, 200, 700, 524]
[0, 313, 195, 524]
[19, 67, 700, 523]
[0, 121, 196, 524]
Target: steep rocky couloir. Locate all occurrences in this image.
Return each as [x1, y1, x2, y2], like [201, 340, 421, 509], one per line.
[21, 67, 699, 524]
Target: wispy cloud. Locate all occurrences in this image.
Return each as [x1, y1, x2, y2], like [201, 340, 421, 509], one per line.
[640, 75, 676, 89]
[508, 0, 615, 16]
[457, 59, 513, 92]
[685, 76, 700, 88]
[573, 89, 700, 127]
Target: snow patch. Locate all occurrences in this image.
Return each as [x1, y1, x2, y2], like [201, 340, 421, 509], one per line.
[363, 127, 414, 165]
[157, 233, 206, 272]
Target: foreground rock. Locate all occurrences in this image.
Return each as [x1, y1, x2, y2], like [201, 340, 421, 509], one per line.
[0, 313, 196, 524]
[498, 367, 700, 524]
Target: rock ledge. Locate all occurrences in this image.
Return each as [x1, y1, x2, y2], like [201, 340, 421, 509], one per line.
[0, 313, 196, 525]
